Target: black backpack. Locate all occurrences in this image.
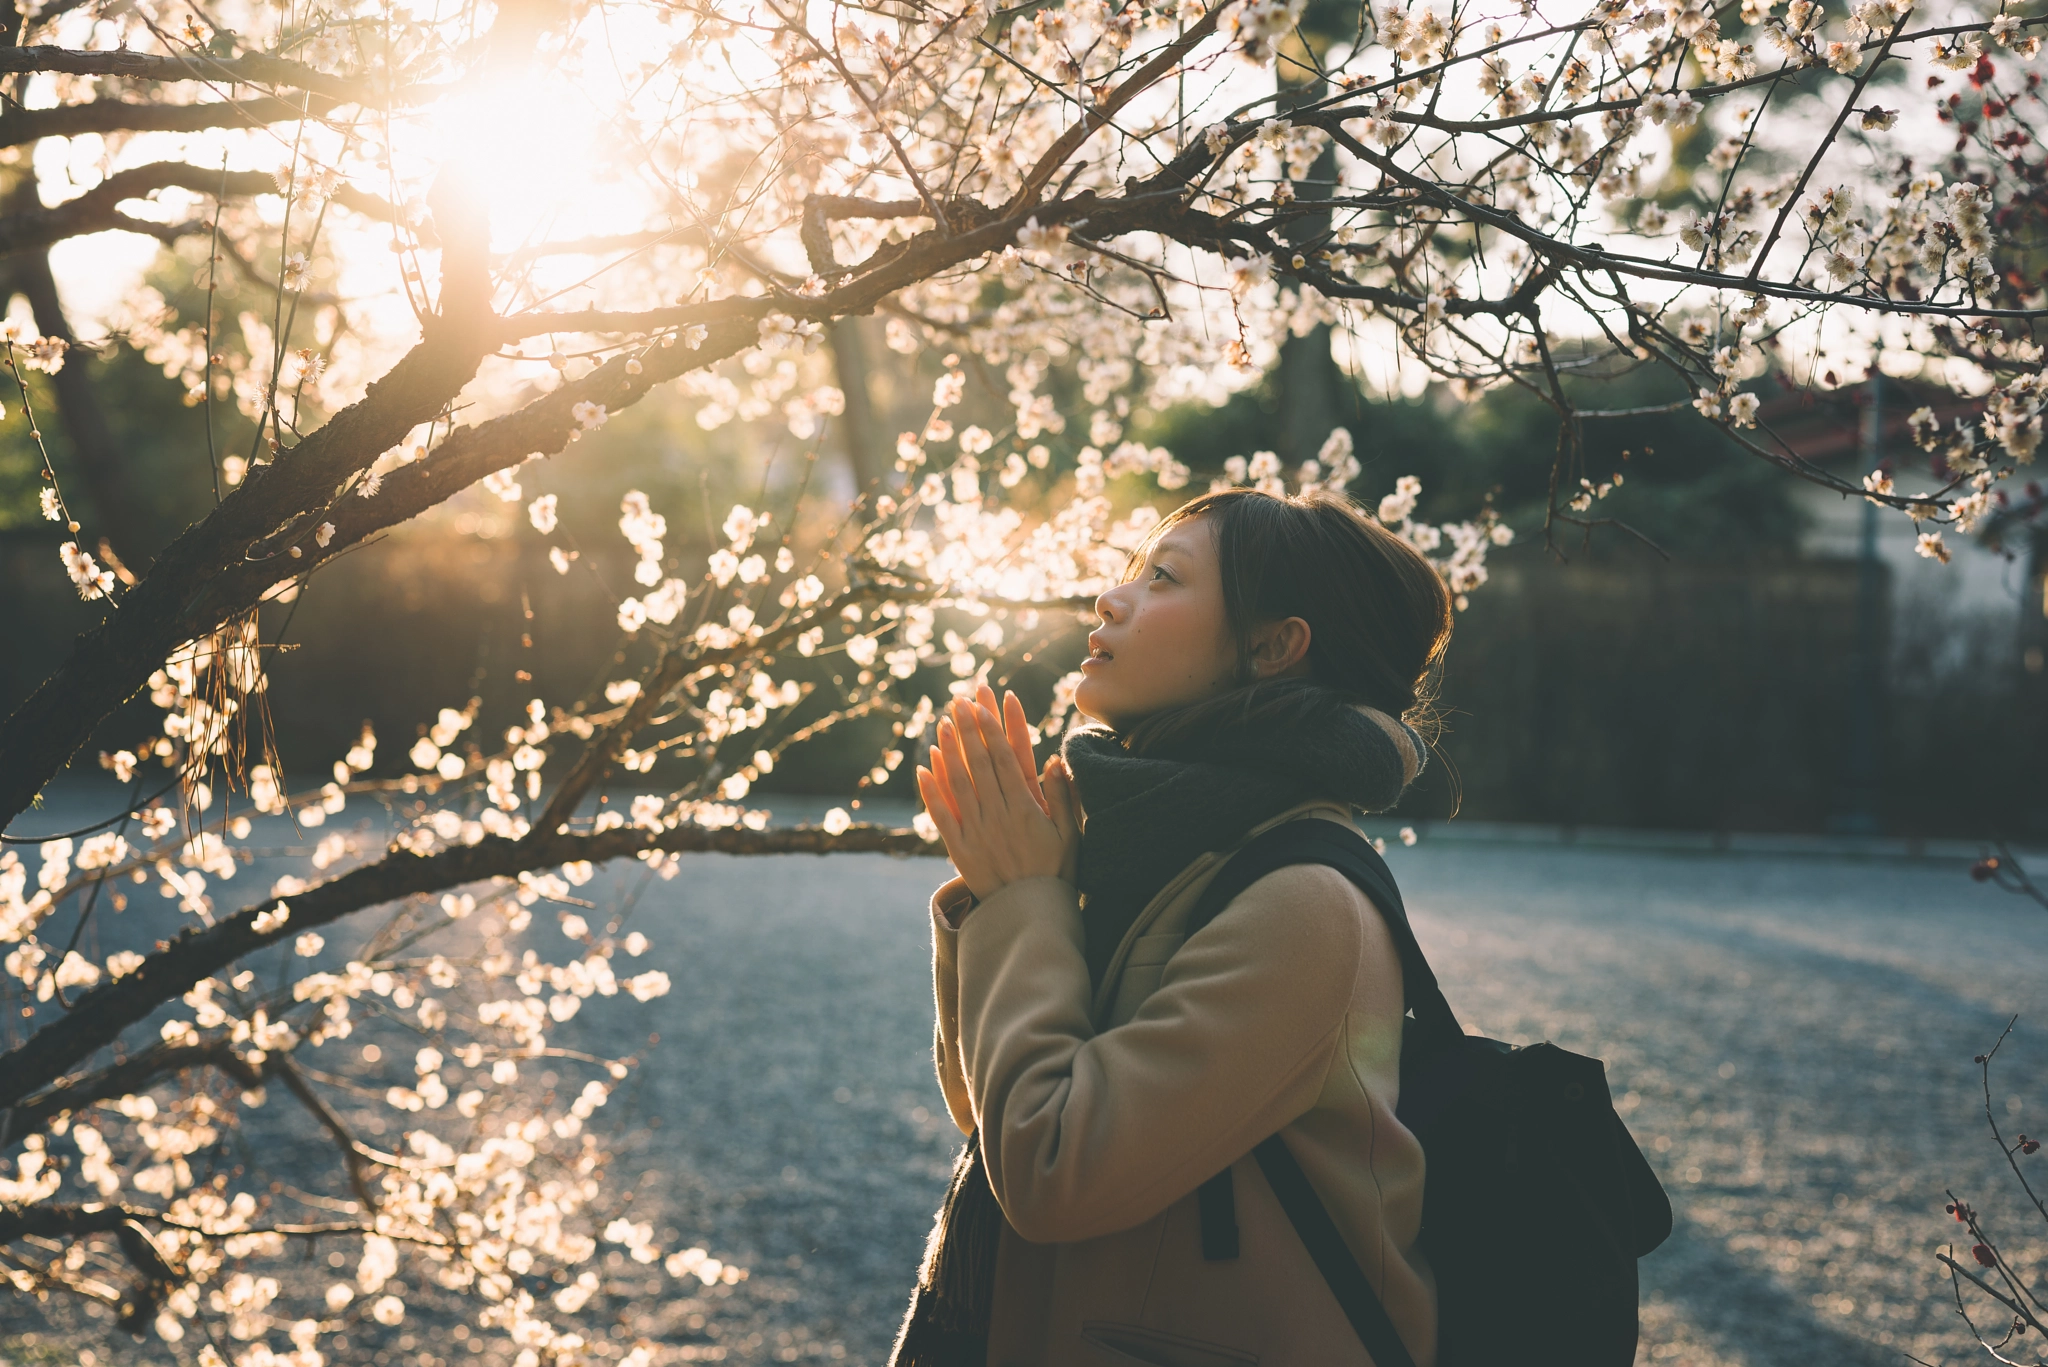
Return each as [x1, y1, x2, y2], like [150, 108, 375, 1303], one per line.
[1178, 820, 1672, 1367]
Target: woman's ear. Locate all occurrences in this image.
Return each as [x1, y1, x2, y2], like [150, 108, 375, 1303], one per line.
[1248, 616, 1312, 678]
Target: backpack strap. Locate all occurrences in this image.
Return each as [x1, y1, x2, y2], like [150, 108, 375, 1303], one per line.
[1177, 820, 1438, 1367]
[1182, 819, 1460, 1042]
[1185, 820, 1456, 1319]
[1255, 1133, 1421, 1367]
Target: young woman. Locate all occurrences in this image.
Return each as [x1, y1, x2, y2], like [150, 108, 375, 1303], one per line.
[903, 486, 1453, 1367]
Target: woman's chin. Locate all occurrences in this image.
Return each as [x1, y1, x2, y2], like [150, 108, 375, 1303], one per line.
[1070, 678, 1115, 728]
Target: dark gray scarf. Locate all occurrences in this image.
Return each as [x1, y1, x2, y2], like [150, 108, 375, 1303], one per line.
[888, 681, 1425, 1367]
[1061, 688, 1424, 987]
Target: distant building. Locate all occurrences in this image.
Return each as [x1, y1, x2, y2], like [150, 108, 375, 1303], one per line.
[1759, 376, 2045, 681]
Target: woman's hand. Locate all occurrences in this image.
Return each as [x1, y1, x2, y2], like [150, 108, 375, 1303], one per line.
[916, 685, 1081, 901]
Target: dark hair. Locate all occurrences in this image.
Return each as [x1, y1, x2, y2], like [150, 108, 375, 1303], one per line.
[1117, 487, 1454, 753]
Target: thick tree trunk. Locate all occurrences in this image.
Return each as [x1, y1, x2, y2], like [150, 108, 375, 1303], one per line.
[0, 156, 156, 566]
[11, 247, 157, 567]
[1274, 66, 1347, 467]
[1277, 324, 1344, 467]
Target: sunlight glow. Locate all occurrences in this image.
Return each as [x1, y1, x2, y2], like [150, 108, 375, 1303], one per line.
[398, 69, 644, 254]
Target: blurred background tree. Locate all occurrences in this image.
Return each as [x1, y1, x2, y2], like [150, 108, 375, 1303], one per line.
[11, 321, 2038, 837]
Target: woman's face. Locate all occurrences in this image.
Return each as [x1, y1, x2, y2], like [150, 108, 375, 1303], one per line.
[1073, 519, 1240, 729]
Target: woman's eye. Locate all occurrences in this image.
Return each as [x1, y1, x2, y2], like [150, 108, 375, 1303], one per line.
[1150, 566, 1173, 582]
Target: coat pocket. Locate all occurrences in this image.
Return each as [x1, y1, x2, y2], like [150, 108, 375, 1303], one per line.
[1080, 1321, 1258, 1367]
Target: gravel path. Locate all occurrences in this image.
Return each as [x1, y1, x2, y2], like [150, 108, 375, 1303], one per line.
[576, 842, 2048, 1367]
[6, 823, 2047, 1367]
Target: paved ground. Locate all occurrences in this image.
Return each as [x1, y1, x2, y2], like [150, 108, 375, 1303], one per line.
[571, 841, 2048, 1367]
[5, 807, 2047, 1366]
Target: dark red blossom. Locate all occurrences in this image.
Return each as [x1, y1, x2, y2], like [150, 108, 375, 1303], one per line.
[1972, 1243, 1997, 1267]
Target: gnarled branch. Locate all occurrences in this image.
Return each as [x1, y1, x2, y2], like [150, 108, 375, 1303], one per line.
[0, 161, 400, 258]
[0, 819, 936, 1108]
[0, 94, 340, 148]
[4, 1038, 258, 1139]
[0, 45, 394, 103]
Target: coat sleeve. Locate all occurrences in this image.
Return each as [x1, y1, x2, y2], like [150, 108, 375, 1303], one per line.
[953, 865, 1369, 1244]
[929, 876, 978, 1136]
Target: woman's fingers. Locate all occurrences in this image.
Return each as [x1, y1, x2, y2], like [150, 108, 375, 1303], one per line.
[916, 766, 976, 884]
[936, 694, 1072, 892]
[936, 715, 981, 821]
[951, 701, 1010, 816]
[966, 683, 1047, 814]
[927, 742, 963, 822]
[1002, 690, 1049, 814]
[966, 701, 1034, 814]
[916, 767, 959, 844]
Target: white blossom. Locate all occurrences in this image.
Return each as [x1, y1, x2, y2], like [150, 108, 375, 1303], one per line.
[626, 970, 671, 1002]
[59, 541, 115, 599]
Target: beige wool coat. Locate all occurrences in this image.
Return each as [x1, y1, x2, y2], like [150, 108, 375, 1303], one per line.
[927, 799, 1437, 1367]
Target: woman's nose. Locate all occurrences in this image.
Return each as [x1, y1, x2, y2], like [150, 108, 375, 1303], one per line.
[1094, 584, 1126, 624]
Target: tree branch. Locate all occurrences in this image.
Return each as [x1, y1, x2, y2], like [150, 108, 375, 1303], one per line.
[1316, 117, 2048, 320]
[1004, 0, 1223, 214]
[0, 45, 396, 104]
[0, 1201, 166, 1246]
[4, 1039, 258, 1139]
[0, 820, 936, 1108]
[0, 192, 494, 833]
[800, 194, 932, 278]
[0, 1200, 367, 1246]
[268, 1055, 379, 1214]
[0, 161, 399, 258]
[0, 94, 340, 148]
[1746, 16, 1908, 282]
